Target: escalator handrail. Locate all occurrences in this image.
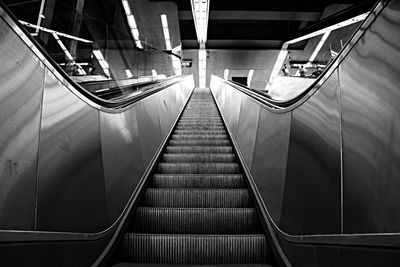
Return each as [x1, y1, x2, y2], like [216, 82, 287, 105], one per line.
[212, 0, 388, 113]
[0, 0, 188, 112]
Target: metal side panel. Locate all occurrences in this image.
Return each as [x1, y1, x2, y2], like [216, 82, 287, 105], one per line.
[0, 16, 44, 230]
[157, 86, 178, 136]
[100, 106, 145, 223]
[250, 110, 291, 226]
[136, 94, 163, 165]
[340, 0, 400, 234]
[235, 96, 261, 168]
[281, 71, 341, 235]
[226, 86, 242, 138]
[36, 68, 108, 233]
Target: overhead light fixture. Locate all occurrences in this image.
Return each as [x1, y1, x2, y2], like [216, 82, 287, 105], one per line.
[191, 0, 210, 44]
[224, 69, 229, 80]
[121, 0, 143, 49]
[125, 69, 133, 78]
[247, 69, 254, 87]
[93, 49, 111, 77]
[198, 49, 207, 87]
[51, 32, 86, 75]
[160, 14, 172, 50]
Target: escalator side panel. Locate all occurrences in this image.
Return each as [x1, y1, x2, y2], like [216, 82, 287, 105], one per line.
[100, 109, 145, 223]
[281, 70, 342, 235]
[340, 2, 400, 233]
[36, 68, 108, 233]
[236, 96, 261, 168]
[0, 16, 44, 230]
[251, 109, 291, 226]
[136, 95, 163, 164]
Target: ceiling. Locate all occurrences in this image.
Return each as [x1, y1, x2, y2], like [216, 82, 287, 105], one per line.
[150, 0, 375, 49]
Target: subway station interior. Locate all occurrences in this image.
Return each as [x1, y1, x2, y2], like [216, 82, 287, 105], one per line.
[1, 0, 400, 266]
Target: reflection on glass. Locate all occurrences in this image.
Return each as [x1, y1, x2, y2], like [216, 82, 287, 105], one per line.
[5, 0, 181, 99]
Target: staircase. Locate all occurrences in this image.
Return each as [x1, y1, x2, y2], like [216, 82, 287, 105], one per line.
[117, 88, 275, 266]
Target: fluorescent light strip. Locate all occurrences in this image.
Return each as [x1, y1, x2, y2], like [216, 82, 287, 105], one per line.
[160, 14, 172, 50]
[309, 30, 331, 63]
[191, 0, 210, 43]
[198, 48, 207, 87]
[224, 69, 229, 80]
[121, 0, 143, 49]
[93, 49, 111, 77]
[52, 32, 86, 75]
[20, 20, 92, 43]
[247, 69, 254, 87]
[125, 69, 133, 78]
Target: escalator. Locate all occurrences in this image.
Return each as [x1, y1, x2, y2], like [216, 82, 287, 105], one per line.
[112, 88, 276, 266]
[2, 0, 400, 265]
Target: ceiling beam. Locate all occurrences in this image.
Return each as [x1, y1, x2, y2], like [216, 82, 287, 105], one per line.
[182, 39, 284, 49]
[179, 10, 321, 21]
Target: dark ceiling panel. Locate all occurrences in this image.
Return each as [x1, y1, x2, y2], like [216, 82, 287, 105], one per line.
[207, 20, 302, 40]
[179, 19, 197, 40]
[151, 0, 365, 12]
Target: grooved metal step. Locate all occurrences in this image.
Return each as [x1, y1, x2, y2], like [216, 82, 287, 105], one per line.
[142, 189, 251, 208]
[133, 207, 261, 234]
[173, 130, 227, 135]
[157, 162, 240, 174]
[165, 146, 233, 154]
[175, 126, 226, 131]
[150, 174, 245, 188]
[171, 134, 228, 140]
[118, 88, 271, 265]
[169, 140, 231, 146]
[162, 153, 235, 163]
[123, 233, 269, 264]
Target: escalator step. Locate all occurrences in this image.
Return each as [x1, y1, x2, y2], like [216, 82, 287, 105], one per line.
[165, 146, 233, 154]
[150, 174, 245, 188]
[123, 233, 269, 264]
[176, 125, 225, 129]
[157, 162, 240, 174]
[171, 134, 228, 140]
[173, 130, 227, 135]
[178, 122, 224, 125]
[162, 153, 235, 163]
[133, 207, 261, 234]
[142, 188, 251, 208]
[169, 140, 231, 146]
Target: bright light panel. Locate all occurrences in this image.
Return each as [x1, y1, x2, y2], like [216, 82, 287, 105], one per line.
[125, 69, 133, 78]
[198, 48, 207, 87]
[160, 14, 172, 50]
[247, 69, 254, 87]
[191, 0, 209, 43]
[93, 49, 111, 77]
[223, 69, 229, 80]
[122, 0, 142, 49]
